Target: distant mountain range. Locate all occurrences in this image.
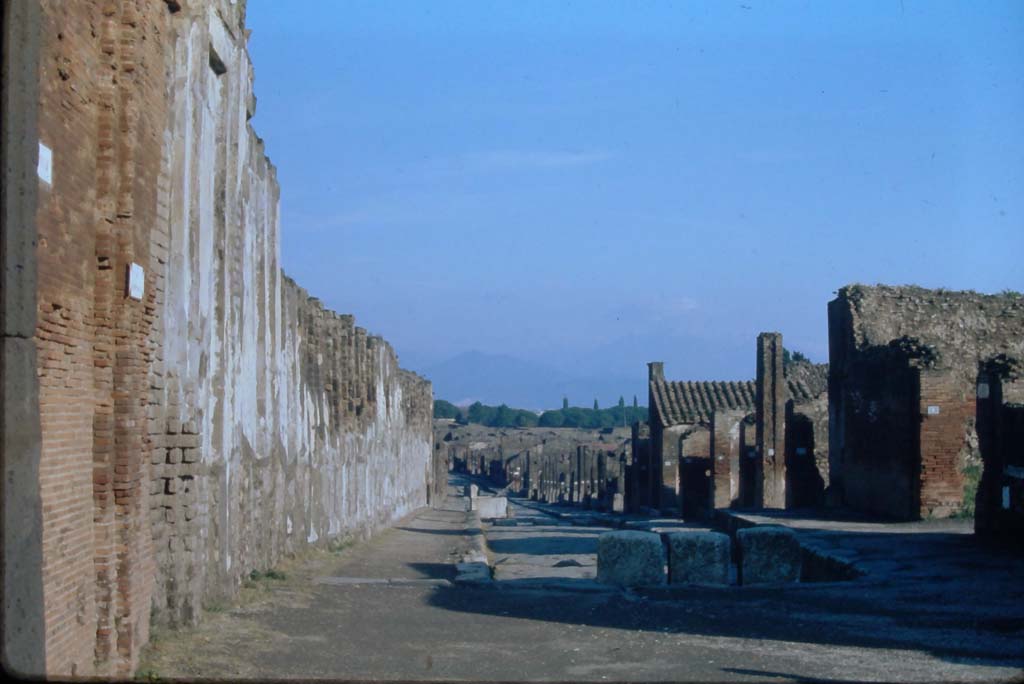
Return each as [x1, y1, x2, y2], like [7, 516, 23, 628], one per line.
[414, 328, 808, 412]
[420, 351, 646, 411]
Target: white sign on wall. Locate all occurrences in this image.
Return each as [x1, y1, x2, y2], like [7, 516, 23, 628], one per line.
[38, 142, 52, 184]
[127, 263, 145, 300]
[927, 405, 941, 415]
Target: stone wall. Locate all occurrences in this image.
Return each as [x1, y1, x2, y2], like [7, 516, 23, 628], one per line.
[147, 0, 436, 638]
[3, 1, 434, 677]
[975, 357, 1024, 539]
[829, 285, 1024, 519]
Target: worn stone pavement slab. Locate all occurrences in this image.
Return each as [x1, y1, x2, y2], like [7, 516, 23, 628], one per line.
[138, 476, 1024, 682]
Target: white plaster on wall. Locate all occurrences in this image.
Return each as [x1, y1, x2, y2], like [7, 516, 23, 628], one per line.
[37, 142, 52, 184]
[153, 2, 432, 619]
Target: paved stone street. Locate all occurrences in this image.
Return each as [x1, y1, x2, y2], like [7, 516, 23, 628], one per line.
[138, 476, 1024, 682]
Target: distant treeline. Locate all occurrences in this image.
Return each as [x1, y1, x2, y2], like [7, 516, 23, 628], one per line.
[434, 398, 648, 429]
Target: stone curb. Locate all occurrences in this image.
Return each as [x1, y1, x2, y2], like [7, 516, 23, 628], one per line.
[492, 579, 616, 594]
[713, 510, 865, 583]
[454, 509, 493, 585]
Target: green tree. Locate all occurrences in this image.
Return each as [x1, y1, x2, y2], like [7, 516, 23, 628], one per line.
[433, 399, 460, 419]
[562, 397, 569, 410]
[513, 410, 538, 428]
[492, 404, 514, 427]
[539, 410, 564, 427]
[562, 407, 587, 428]
[782, 348, 809, 368]
[593, 399, 599, 411]
[467, 401, 496, 426]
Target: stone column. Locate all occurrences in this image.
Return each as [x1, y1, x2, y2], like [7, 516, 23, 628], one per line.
[756, 332, 786, 508]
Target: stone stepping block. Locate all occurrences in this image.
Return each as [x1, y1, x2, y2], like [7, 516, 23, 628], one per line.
[473, 496, 508, 519]
[664, 531, 730, 585]
[596, 531, 666, 587]
[737, 525, 801, 585]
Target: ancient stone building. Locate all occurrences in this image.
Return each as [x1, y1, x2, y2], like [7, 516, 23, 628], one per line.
[828, 285, 1024, 520]
[647, 362, 757, 517]
[643, 334, 828, 519]
[2, 1, 436, 677]
[440, 422, 629, 512]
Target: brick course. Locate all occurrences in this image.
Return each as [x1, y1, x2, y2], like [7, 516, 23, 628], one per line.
[16, 0, 437, 677]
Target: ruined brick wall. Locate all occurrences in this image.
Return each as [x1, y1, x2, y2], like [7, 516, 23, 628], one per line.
[11, 0, 434, 676]
[30, 0, 170, 674]
[149, 2, 434, 628]
[829, 285, 1024, 520]
[711, 409, 750, 509]
[917, 369, 975, 516]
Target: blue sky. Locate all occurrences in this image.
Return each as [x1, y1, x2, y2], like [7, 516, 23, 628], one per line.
[246, 0, 1023, 408]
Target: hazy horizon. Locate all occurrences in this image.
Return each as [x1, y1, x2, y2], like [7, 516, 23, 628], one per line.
[247, 1, 1024, 407]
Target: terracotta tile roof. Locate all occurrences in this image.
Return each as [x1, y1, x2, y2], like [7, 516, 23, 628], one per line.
[785, 362, 829, 402]
[650, 379, 756, 427]
[650, 362, 829, 427]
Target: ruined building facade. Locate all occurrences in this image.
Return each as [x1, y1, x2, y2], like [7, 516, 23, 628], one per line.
[828, 285, 1024, 520]
[640, 333, 829, 519]
[2, 1, 435, 677]
[439, 423, 629, 513]
[646, 362, 756, 517]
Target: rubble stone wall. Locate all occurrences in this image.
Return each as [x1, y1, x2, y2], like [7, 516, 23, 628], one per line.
[149, 0, 434, 632]
[829, 285, 1024, 519]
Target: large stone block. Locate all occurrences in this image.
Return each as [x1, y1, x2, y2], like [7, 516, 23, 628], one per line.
[596, 531, 666, 587]
[473, 496, 507, 519]
[665, 531, 730, 585]
[737, 525, 801, 585]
